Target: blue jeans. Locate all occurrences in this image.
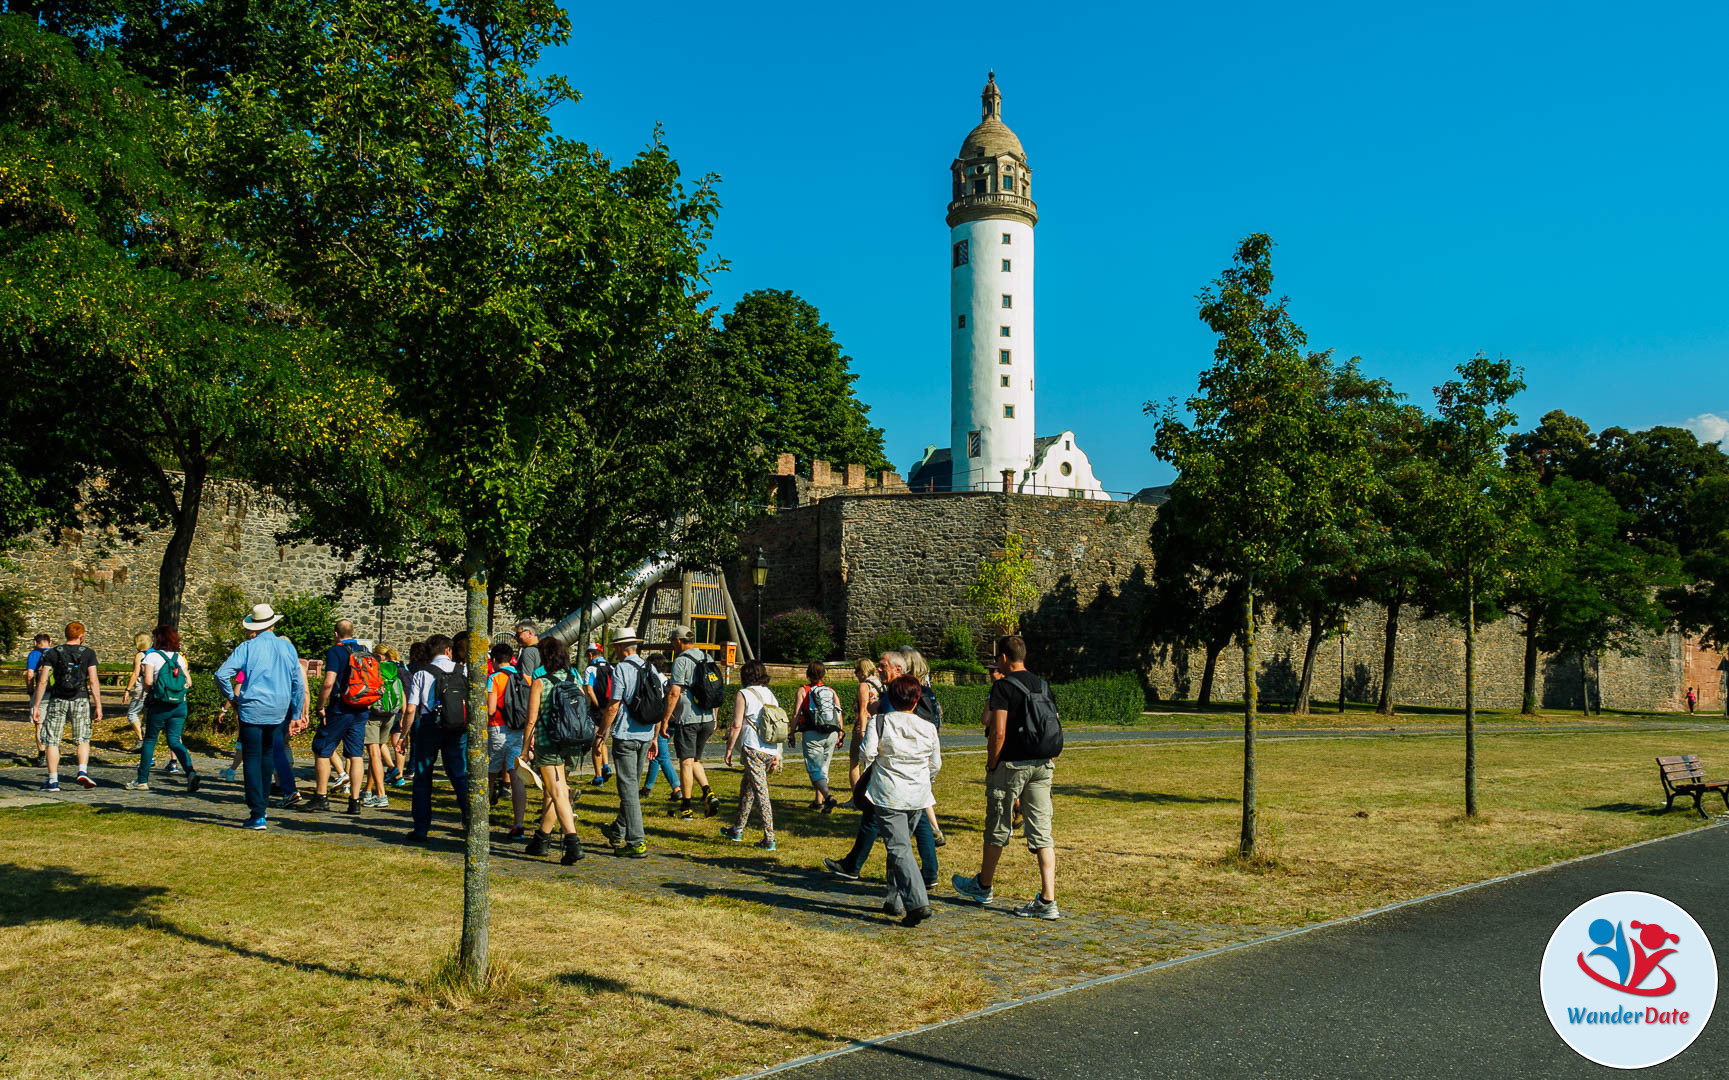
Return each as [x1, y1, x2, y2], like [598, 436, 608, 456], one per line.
[642, 732, 679, 792]
[840, 801, 937, 886]
[137, 704, 192, 782]
[410, 724, 469, 835]
[239, 722, 283, 820]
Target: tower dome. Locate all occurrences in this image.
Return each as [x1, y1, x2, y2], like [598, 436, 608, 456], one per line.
[948, 72, 1037, 229]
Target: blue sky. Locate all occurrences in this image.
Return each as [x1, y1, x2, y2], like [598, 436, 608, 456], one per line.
[543, 0, 1729, 491]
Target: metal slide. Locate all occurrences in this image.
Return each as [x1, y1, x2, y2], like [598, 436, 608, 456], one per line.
[543, 557, 675, 647]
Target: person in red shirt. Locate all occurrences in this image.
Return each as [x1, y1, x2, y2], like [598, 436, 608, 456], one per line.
[485, 642, 529, 839]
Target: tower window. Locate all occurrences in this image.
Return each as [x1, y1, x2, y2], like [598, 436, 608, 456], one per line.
[999, 349, 1011, 364]
[1001, 259, 1011, 272]
[999, 326, 1010, 337]
[1002, 176, 1015, 193]
[1060, 462, 1073, 477]
[968, 430, 982, 458]
[1003, 405, 1015, 419]
[1064, 439, 1071, 450]
[952, 240, 969, 267]
[1000, 375, 1010, 387]
[1001, 294, 1012, 309]
[972, 179, 986, 195]
[1002, 233, 1011, 245]
[957, 315, 966, 328]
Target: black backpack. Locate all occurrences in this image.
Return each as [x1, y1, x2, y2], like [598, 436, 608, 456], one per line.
[47, 645, 91, 699]
[1001, 675, 1063, 759]
[688, 653, 725, 710]
[498, 665, 532, 730]
[430, 666, 469, 733]
[624, 657, 666, 728]
[540, 673, 595, 751]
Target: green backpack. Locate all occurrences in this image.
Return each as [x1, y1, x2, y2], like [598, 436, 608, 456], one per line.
[148, 650, 189, 707]
[376, 660, 405, 714]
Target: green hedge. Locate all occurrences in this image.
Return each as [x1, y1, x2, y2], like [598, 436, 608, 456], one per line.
[722, 673, 1146, 729]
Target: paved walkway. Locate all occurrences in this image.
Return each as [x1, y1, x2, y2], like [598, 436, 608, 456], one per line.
[759, 824, 1729, 1079]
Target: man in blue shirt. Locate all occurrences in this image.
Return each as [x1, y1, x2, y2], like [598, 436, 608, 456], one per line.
[307, 619, 370, 815]
[597, 633, 656, 858]
[215, 603, 308, 830]
[25, 632, 51, 767]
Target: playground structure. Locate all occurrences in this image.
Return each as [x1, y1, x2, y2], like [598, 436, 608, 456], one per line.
[544, 558, 753, 660]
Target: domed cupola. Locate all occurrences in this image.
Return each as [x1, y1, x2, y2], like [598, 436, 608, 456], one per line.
[948, 72, 1037, 229]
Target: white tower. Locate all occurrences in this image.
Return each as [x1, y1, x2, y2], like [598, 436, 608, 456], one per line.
[949, 73, 1037, 493]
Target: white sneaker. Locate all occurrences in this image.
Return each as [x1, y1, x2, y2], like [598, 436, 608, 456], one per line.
[124, 780, 150, 791]
[363, 794, 388, 809]
[335, 775, 351, 794]
[1013, 896, 1061, 920]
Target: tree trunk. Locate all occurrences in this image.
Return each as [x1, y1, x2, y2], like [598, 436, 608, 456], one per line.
[156, 462, 208, 628]
[1464, 570, 1478, 818]
[459, 547, 492, 983]
[1377, 590, 1402, 716]
[1197, 639, 1223, 707]
[1580, 653, 1591, 716]
[1520, 617, 1540, 715]
[1293, 612, 1323, 715]
[1240, 574, 1258, 857]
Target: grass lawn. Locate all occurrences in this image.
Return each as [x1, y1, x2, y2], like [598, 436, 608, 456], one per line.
[0, 727, 1722, 1078]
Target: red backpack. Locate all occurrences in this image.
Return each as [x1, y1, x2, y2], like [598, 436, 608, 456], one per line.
[339, 643, 384, 709]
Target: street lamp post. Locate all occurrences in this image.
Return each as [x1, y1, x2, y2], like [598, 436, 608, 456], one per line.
[1338, 617, 1350, 714]
[752, 547, 769, 662]
[373, 582, 394, 644]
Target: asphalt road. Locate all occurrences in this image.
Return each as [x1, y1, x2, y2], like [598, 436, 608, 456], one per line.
[760, 825, 1729, 1079]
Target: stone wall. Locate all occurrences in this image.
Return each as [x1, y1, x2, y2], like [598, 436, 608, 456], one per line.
[5, 479, 497, 662]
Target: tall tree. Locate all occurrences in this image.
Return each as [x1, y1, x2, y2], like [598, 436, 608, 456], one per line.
[1357, 398, 1437, 715]
[709, 289, 888, 471]
[1415, 355, 1528, 817]
[1144, 485, 1244, 707]
[0, 16, 381, 624]
[1149, 235, 1373, 857]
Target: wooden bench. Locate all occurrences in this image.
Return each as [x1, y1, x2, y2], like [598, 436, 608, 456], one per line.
[1657, 755, 1729, 817]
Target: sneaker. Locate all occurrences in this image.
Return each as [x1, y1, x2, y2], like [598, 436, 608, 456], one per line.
[753, 837, 777, 851]
[40, 779, 60, 793]
[638, 785, 651, 799]
[490, 783, 502, 807]
[902, 905, 933, 928]
[589, 773, 609, 788]
[822, 858, 860, 881]
[302, 793, 330, 812]
[1013, 896, 1061, 921]
[933, 829, 947, 848]
[75, 772, 96, 789]
[219, 767, 237, 783]
[676, 807, 694, 821]
[335, 775, 351, 794]
[620, 842, 648, 859]
[952, 874, 995, 905]
[383, 767, 401, 785]
[668, 789, 684, 802]
[882, 901, 906, 918]
[821, 796, 838, 814]
[390, 775, 410, 789]
[599, 821, 624, 849]
[35, 750, 46, 768]
[167, 760, 182, 775]
[186, 772, 201, 794]
[704, 792, 720, 817]
[243, 816, 267, 831]
[280, 792, 305, 810]
[507, 826, 525, 842]
[125, 780, 150, 791]
[719, 826, 743, 842]
[342, 797, 362, 815]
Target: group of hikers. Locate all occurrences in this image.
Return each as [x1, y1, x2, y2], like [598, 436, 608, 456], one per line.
[21, 605, 1064, 925]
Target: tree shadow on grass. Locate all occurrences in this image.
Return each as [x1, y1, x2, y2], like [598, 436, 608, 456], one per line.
[1050, 784, 1235, 806]
[0, 862, 408, 986]
[1584, 802, 1670, 816]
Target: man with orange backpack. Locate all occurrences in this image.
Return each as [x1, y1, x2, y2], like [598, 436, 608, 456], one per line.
[305, 619, 382, 814]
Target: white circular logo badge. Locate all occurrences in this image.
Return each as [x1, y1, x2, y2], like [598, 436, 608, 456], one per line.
[1541, 890, 1717, 1069]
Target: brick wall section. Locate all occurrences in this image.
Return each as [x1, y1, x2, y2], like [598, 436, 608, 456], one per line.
[6, 479, 502, 661]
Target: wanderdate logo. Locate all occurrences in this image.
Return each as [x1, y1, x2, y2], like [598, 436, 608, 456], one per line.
[1542, 891, 1717, 1068]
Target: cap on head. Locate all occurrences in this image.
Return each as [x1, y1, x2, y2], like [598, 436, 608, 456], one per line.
[671, 624, 695, 642]
[586, 641, 603, 653]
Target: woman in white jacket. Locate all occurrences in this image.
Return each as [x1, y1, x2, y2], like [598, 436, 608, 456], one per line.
[858, 674, 943, 926]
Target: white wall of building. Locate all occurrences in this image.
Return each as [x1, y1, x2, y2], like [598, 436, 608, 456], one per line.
[1023, 430, 1109, 500]
[950, 215, 1035, 491]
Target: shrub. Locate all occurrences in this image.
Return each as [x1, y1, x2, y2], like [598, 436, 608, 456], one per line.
[274, 591, 338, 657]
[189, 583, 250, 668]
[937, 617, 976, 663]
[0, 585, 30, 658]
[929, 658, 988, 677]
[763, 608, 834, 664]
[860, 626, 913, 661]
[1057, 672, 1147, 726]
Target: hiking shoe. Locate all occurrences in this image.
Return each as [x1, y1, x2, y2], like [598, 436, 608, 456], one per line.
[35, 750, 46, 768]
[1013, 896, 1061, 921]
[166, 760, 182, 775]
[952, 874, 995, 905]
[933, 829, 947, 848]
[882, 901, 906, 918]
[599, 821, 624, 848]
[302, 793, 330, 812]
[40, 779, 60, 793]
[704, 792, 720, 817]
[638, 785, 651, 798]
[243, 816, 267, 831]
[668, 788, 684, 802]
[753, 837, 777, 851]
[343, 797, 362, 815]
[676, 806, 695, 821]
[620, 842, 648, 859]
[219, 767, 237, 783]
[507, 826, 525, 842]
[822, 858, 861, 881]
[75, 773, 96, 789]
[280, 792, 305, 810]
[525, 831, 550, 857]
[720, 825, 743, 842]
[901, 905, 933, 928]
[186, 772, 201, 794]
[404, 830, 428, 842]
[821, 796, 838, 814]
[562, 835, 586, 864]
[125, 780, 150, 791]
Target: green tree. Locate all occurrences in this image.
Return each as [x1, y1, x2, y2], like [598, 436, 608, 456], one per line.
[1144, 480, 1244, 706]
[1149, 235, 1373, 856]
[1356, 399, 1439, 715]
[709, 289, 888, 472]
[0, 17, 384, 625]
[1415, 355, 1528, 817]
[968, 533, 1040, 635]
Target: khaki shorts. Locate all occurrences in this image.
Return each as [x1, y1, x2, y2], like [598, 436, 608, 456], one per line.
[984, 759, 1054, 850]
[364, 711, 397, 746]
[43, 697, 94, 746]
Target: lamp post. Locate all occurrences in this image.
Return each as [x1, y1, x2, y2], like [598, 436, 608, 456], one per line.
[373, 582, 394, 644]
[1338, 616, 1350, 714]
[752, 547, 769, 661]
